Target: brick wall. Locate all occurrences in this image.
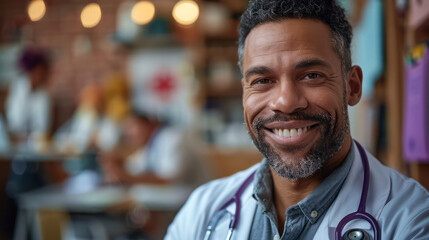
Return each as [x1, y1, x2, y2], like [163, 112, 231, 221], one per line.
[0, 0, 130, 130]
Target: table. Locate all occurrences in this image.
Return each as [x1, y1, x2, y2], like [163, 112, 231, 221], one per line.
[15, 183, 192, 240]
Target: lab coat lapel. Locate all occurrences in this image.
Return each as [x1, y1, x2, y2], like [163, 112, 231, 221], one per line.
[234, 180, 257, 239]
[314, 142, 390, 239]
[207, 172, 257, 240]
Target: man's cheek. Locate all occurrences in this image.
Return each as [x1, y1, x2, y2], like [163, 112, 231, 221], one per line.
[245, 96, 266, 118]
[243, 110, 253, 134]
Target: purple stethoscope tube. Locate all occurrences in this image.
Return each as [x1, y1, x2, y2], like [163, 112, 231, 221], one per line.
[203, 171, 256, 240]
[335, 141, 380, 240]
[204, 140, 380, 240]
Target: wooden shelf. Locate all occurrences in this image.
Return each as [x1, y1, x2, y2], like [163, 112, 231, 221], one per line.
[203, 19, 240, 41]
[206, 83, 242, 98]
[205, 146, 263, 178]
[383, 0, 429, 189]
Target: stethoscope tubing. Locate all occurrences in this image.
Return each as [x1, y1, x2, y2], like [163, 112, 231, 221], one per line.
[334, 141, 381, 240]
[204, 172, 255, 240]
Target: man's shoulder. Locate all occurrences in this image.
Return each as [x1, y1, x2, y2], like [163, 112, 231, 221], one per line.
[165, 162, 261, 239]
[369, 154, 428, 204]
[178, 162, 260, 216]
[376, 160, 429, 199]
[190, 162, 261, 202]
[374, 160, 429, 238]
[364, 149, 428, 198]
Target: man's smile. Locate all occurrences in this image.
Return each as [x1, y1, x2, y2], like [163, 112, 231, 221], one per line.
[262, 121, 321, 146]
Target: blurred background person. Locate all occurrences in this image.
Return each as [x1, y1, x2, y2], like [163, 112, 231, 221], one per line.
[5, 46, 51, 153]
[0, 46, 52, 239]
[54, 83, 103, 155]
[99, 109, 209, 187]
[95, 73, 132, 152]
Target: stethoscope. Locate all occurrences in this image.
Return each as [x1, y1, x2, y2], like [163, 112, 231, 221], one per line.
[203, 141, 381, 240]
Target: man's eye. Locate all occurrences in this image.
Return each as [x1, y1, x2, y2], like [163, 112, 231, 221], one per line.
[253, 78, 272, 85]
[303, 73, 322, 79]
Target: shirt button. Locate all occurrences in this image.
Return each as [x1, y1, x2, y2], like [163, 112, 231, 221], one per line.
[311, 210, 318, 218]
[273, 234, 280, 240]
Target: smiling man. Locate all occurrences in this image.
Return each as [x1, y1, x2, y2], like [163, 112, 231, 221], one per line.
[165, 0, 429, 239]
[242, 19, 354, 182]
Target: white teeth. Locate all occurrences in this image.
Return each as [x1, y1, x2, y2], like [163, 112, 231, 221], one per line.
[283, 129, 290, 137]
[273, 127, 309, 137]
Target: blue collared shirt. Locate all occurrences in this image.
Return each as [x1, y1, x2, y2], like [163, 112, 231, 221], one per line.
[250, 145, 355, 239]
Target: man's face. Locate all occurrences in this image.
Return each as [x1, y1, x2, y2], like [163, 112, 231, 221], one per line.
[124, 117, 151, 147]
[242, 19, 353, 180]
[30, 64, 49, 89]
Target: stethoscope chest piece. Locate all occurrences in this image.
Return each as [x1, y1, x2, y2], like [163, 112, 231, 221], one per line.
[343, 228, 370, 240]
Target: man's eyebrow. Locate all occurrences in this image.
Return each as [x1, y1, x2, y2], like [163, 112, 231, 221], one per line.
[294, 58, 331, 70]
[244, 66, 274, 80]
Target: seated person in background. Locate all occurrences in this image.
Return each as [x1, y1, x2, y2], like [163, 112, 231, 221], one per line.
[99, 111, 209, 186]
[95, 73, 131, 151]
[5, 47, 51, 152]
[54, 84, 103, 154]
[55, 74, 130, 155]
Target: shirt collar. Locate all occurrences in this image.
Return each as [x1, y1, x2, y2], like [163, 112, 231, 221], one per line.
[252, 159, 274, 213]
[252, 144, 355, 224]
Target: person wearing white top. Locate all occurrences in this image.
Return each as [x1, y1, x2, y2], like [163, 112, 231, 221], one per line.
[99, 113, 209, 186]
[5, 47, 51, 152]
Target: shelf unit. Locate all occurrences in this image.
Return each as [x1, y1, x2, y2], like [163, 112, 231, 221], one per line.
[385, 0, 429, 188]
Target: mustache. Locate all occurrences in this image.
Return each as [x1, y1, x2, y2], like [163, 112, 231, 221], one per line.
[253, 112, 333, 131]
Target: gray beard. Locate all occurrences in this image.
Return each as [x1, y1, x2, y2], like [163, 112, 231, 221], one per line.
[249, 96, 349, 180]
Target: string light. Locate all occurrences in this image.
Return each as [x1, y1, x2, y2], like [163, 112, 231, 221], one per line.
[131, 1, 155, 25]
[81, 3, 102, 28]
[27, 0, 46, 21]
[172, 0, 199, 26]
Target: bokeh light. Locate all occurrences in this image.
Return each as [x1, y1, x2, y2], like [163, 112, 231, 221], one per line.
[131, 1, 155, 25]
[27, 0, 46, 22]
[81, 3, 102, 28]
[172, 0, 199, 26]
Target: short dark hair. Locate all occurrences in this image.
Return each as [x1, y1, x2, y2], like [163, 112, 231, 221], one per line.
[18, 47, 49, 72]
[238, 0, 352, 77]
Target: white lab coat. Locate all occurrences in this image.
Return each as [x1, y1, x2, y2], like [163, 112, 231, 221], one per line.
[6, 76, 51, 135]
[165, 142, 429, 239]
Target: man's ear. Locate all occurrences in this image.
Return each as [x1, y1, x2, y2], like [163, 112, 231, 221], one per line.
[347, 65, 363, 106]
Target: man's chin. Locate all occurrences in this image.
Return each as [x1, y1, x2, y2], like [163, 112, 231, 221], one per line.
[266, 152, 326, 180]
[273, 144, 315, 156]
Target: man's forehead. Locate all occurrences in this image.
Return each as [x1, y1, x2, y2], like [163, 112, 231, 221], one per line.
[245, 19, 333, 50]
[242, 19, 337, 67]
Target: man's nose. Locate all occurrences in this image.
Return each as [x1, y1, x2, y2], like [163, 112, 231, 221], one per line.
[268, 81, 308, 114]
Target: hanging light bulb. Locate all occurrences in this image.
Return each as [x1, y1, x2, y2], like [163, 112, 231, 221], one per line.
[172, 0, 199, 26]
[27, 0, 46, 22]
[131, 1, 155, 25]
[81, 3, 102, 28]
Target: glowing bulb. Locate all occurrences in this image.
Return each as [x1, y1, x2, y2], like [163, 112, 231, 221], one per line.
[172, 0, 199, 26]
[81, 3, 102, 28]
[28, 0, 46, 21]
[131, 1, 155, 25]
